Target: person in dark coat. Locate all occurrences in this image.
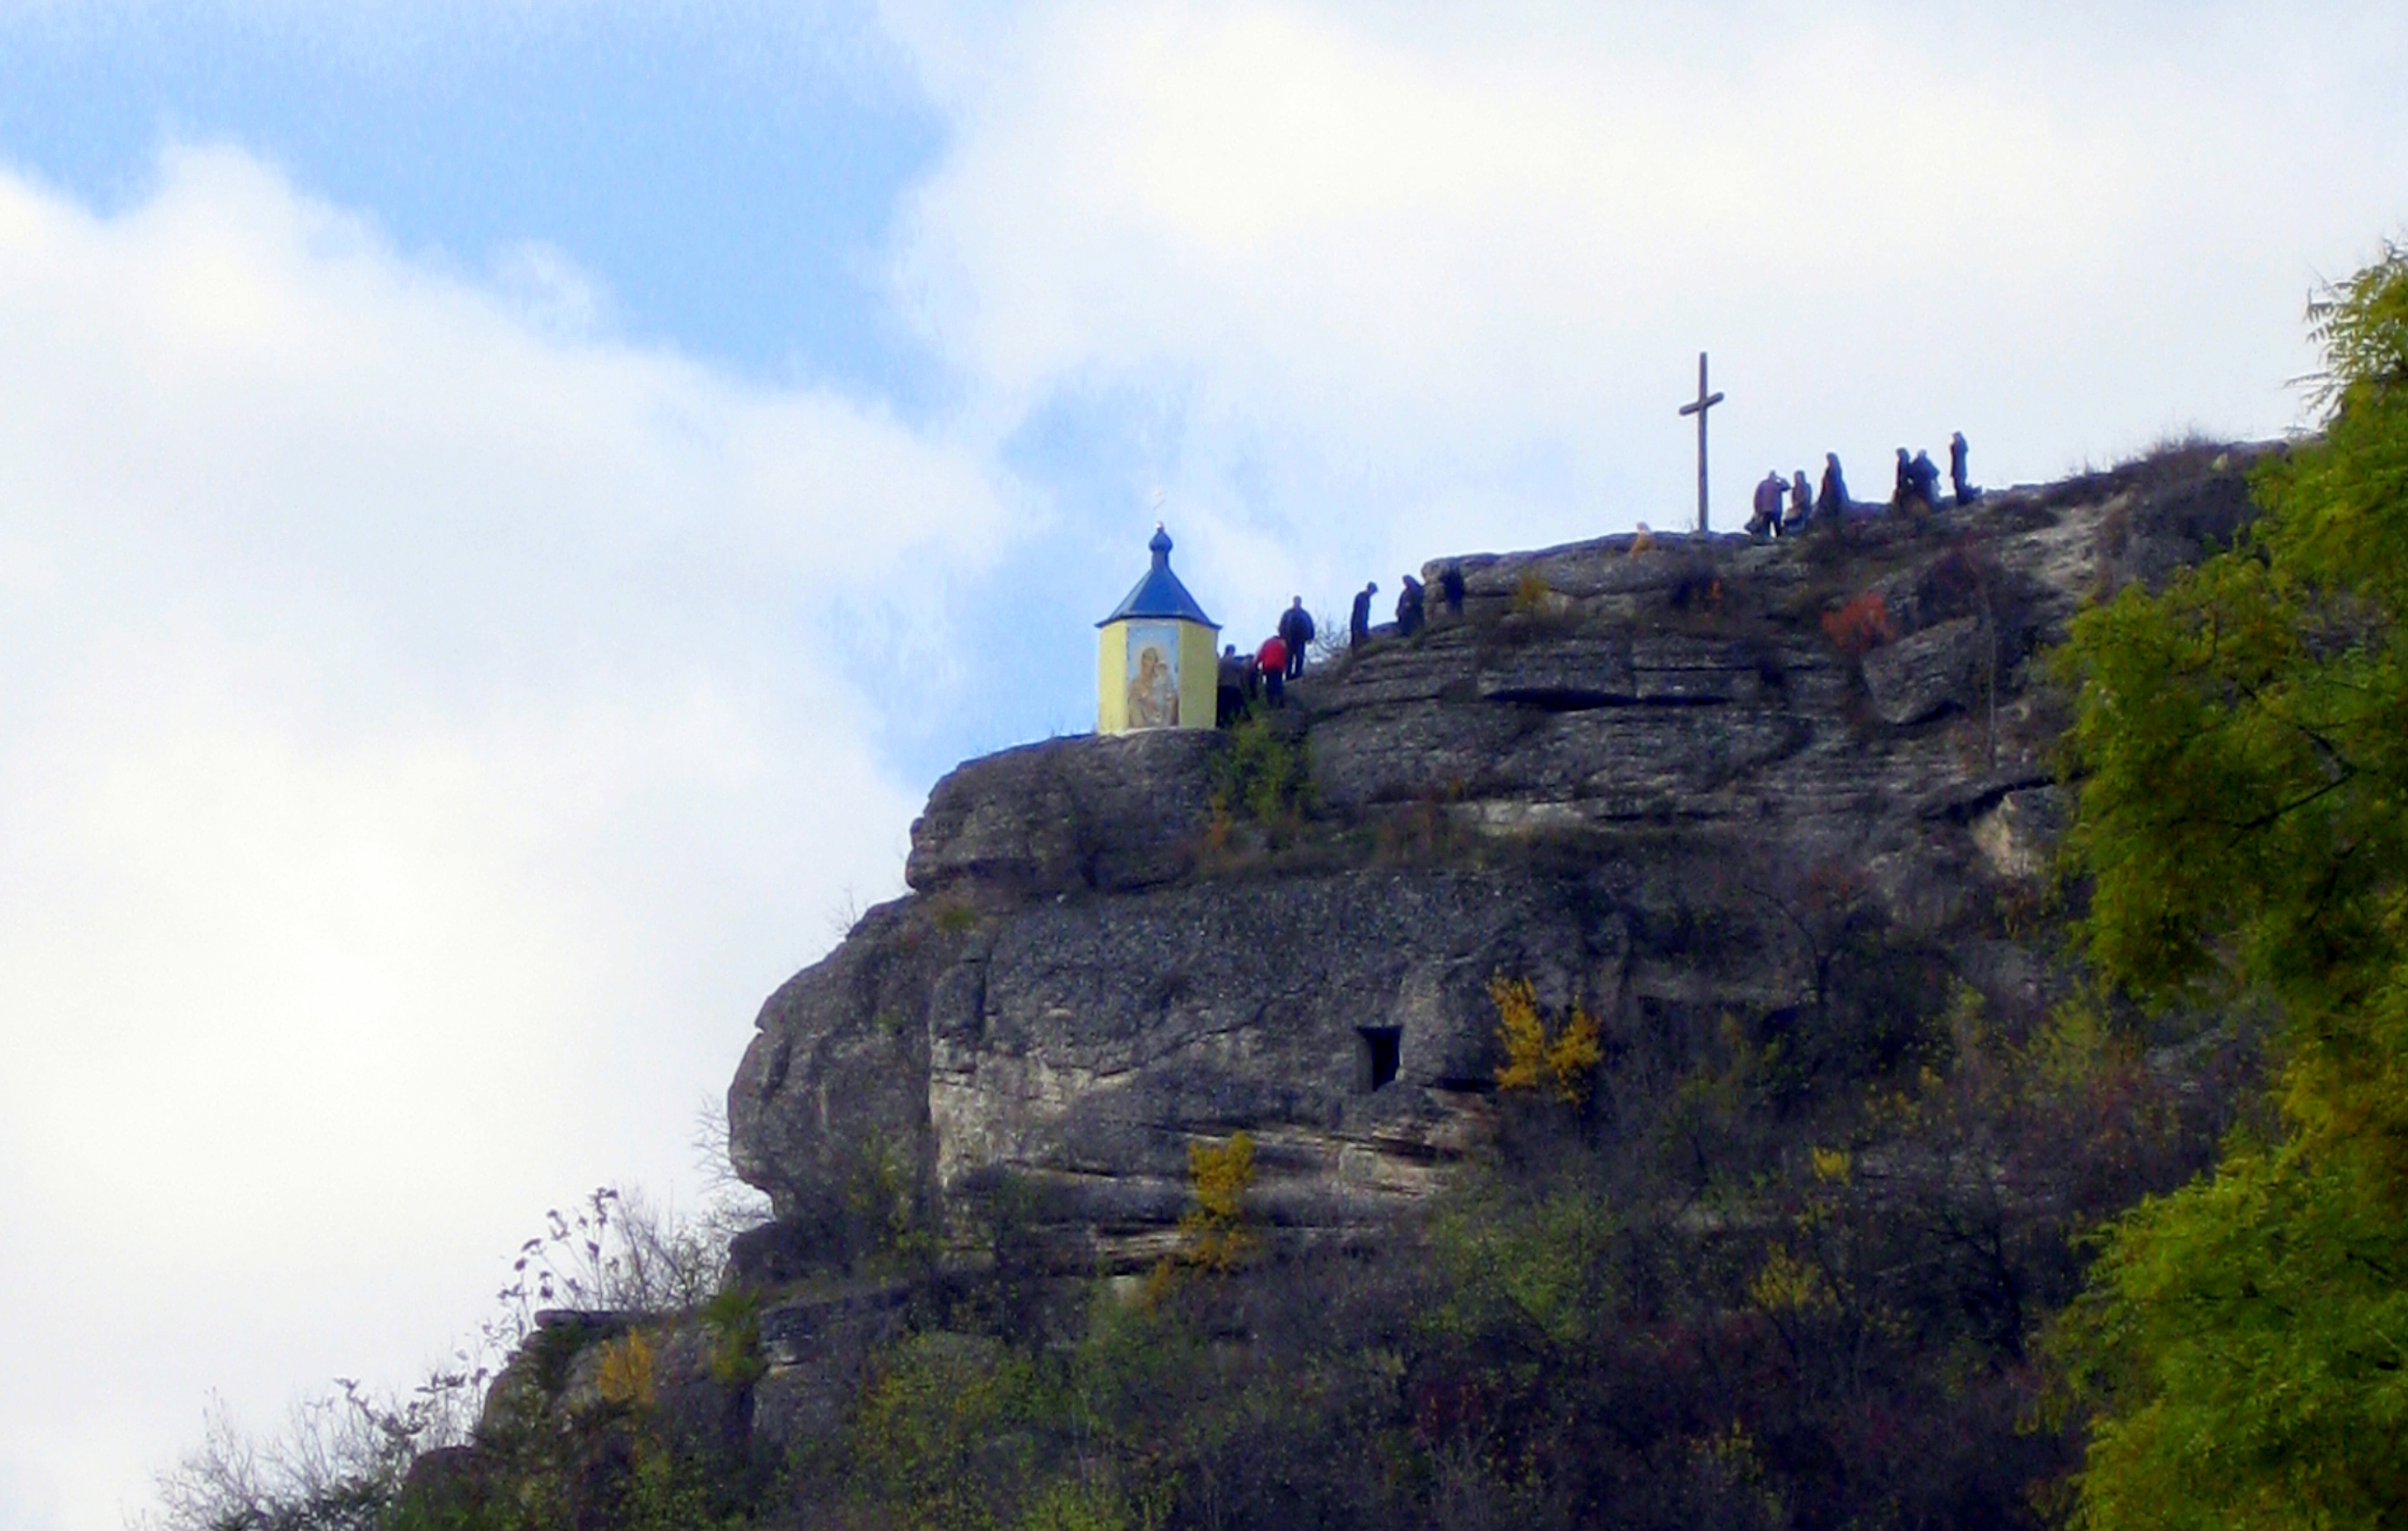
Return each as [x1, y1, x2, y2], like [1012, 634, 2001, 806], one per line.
[1787, 470, 1813, 534]
[1395, 575, 1425, 637]
[1747, 470, 1785, 538]
[1240, 652, 1261, 707]
[1216, 644, 1244, 728]
[1893, 447, 1915, 509]
[1276, 597, 1315, 679]
[1949, 431, 1980, 504]
[1257, 634, 1288, 706]
[1819, 453, 1849, 523]
[1440, 563, 1465, 616]
[1350, 581, 1378, 649]
[1907, 449, 1942, 508]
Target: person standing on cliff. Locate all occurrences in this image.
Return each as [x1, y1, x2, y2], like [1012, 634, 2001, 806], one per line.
[1819, 452, 1850, 524]
[1950, 431, 1980, 505]
[1396, 574, 1426, 638]
[1256, 633, 1288, 707]
[1441, 563, 1465, 617]
[1350, 581, 1378, 650]
[1276, 597, 1315, 680]
[1787, 470, 1814, 534]
[1747, 470, 1785, 538]
[1908, 449, 1942, 509]
[1216, 644, 1244, 727]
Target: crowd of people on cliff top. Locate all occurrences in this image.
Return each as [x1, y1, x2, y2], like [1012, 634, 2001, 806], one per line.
[1211, 435, 1978, 725]
[1744, 431, 1980, 539]
[1214, 565, 1467, 726]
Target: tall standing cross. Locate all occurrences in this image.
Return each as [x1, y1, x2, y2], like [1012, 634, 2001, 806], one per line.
[1676, 351, 1724, 533]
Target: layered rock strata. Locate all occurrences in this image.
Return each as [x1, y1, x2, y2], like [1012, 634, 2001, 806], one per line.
[728, 449, 2265, 1271]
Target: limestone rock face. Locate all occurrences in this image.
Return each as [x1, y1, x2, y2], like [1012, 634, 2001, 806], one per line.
[904, 729, 1221, 899]
[1861, 616, 1985, 725]
[728, 446, 2272, 1271]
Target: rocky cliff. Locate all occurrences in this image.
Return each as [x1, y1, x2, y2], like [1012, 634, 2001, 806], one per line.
[726, 446, 2266, 1276]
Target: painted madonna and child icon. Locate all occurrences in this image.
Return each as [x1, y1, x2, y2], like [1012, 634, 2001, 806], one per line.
[1125, 625, 1183, 728]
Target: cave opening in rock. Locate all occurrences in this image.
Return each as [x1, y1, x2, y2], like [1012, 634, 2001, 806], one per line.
[1358, 1026, 1401, 1091]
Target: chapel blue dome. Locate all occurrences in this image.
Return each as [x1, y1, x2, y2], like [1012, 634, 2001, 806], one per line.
[1098, 524, 1218, 628]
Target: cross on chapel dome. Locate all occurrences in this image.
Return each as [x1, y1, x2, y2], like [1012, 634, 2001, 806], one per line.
[1098, 523, 1217, 629]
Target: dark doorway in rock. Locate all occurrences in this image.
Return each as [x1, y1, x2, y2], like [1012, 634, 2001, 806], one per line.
[1358, 1026, 1401, 1091]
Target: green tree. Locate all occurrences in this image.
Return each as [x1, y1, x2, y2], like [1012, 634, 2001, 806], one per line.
[2050, 244, 2408, 1528]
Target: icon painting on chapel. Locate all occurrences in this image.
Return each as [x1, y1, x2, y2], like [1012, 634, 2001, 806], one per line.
[1125, 623, 1181, 728]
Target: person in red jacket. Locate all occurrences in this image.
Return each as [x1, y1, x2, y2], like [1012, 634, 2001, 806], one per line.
[1256, 634, 1288, 707]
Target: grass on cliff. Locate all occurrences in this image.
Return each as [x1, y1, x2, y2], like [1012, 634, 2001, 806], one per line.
[1196, 709, 1318, 869]
[1205, 710, 1311, 824]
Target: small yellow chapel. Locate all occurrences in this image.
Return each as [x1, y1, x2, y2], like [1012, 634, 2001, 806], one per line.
[1096, 525, 1219, 735]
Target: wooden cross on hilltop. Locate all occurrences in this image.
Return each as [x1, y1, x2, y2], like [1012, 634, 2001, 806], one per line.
[1677, 351, 1723, 533]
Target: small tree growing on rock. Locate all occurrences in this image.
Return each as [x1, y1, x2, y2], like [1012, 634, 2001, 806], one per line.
[1491, 975, 1603, 1105]
[1153, 1131, 1258, 1290]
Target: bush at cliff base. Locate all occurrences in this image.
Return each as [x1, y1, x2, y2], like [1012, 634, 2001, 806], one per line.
[2049, 244, 2408, 1528]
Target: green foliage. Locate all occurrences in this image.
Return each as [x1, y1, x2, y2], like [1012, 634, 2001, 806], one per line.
[852, 1335, 1046, 1531]
[1017, 1475, 1168, 1531]
[2304, 237, 2408, 417]
[525, 1321, 589, 1397]
[616, 1439, 748, 1531]
[2049, 245, 2408, 1527]
[844, 1132, 942, 1274]
[701, 1286, 767, 1388]
[1424, 1181, 1619, 1351]
[817, 1278, 1377, 1531]
[932, 895, 980, 935]
[1205, 714, 1311, 824]
[2054, 1130, 2408, 1529]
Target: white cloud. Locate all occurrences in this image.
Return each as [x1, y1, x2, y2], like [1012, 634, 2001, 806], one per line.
[908, 7, 2114, 386]
[885, 0, 2408, 628]
[0, 144, 1009, 1531]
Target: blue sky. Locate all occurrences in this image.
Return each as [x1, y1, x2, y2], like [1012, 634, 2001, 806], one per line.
[0, 4, 944, 392]
[1, 4, 2404, 1527]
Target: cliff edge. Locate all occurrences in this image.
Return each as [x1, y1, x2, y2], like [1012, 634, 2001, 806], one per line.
[726, 446, 2265, 1276]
